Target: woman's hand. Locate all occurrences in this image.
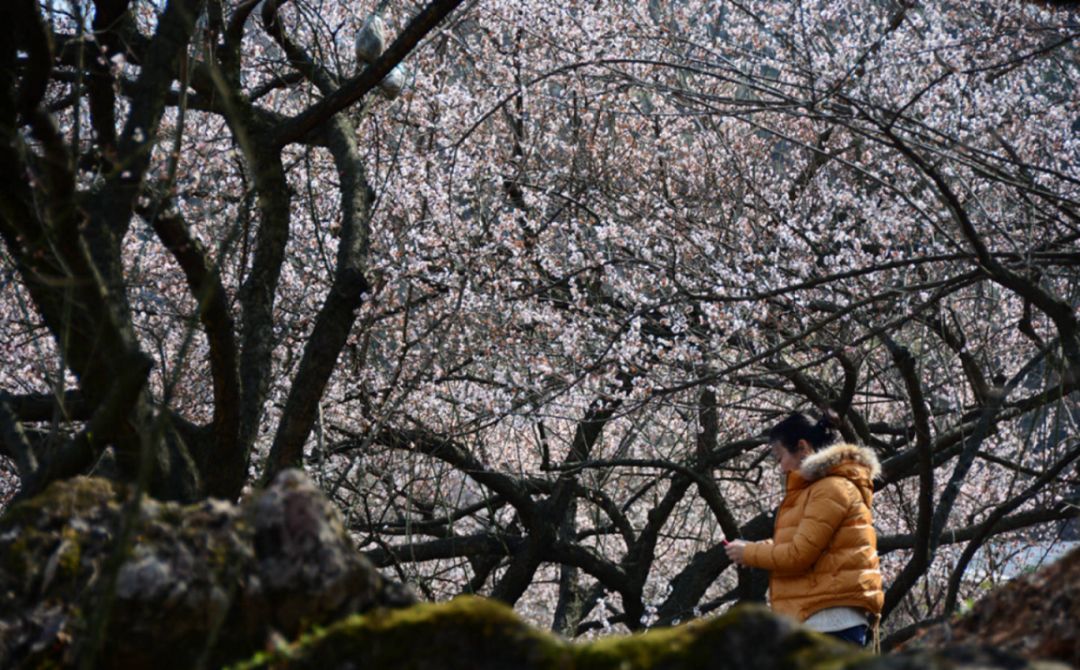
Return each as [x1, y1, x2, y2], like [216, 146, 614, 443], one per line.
[724, 539, 748, 566]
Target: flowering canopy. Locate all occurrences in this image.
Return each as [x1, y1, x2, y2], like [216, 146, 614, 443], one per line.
[1, 0, 1078, 642]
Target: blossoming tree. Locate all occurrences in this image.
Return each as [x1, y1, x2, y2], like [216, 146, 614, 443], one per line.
[1, 0, 1078, 644]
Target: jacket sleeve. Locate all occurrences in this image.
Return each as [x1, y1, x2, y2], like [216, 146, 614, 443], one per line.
[742, 478, 851, 573]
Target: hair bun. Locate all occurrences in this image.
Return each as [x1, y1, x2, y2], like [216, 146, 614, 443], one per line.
[769, 411, 839, 451]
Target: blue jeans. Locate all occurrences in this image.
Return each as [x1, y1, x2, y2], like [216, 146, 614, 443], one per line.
[826, 624, 868, 646]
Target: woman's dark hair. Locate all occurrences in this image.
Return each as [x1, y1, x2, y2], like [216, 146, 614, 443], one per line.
[768, 411, 839, 453]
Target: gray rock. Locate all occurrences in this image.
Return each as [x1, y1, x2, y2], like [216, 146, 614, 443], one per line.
[0, 470, 414, 669]
[2, 472, 1064, 670]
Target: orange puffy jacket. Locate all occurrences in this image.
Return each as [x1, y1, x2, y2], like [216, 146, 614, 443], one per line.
[742, 443, 884, 622]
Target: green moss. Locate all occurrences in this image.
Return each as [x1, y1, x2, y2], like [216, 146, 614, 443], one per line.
[574, 620, 701, 669]
[572, 605, 869, 670]
[208, 539, 232, 568]
[0, 477, 118, 530]
[38, 476, 118, 515]
[57, 526, 82, 578]
[228, 599, 878, 670]
[229, 596, 570, 670]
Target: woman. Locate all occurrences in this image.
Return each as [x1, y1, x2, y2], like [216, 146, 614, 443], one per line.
[724, 412, 884, 647]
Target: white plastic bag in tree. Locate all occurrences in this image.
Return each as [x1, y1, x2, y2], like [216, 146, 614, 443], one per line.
[355, 15, 385, 65]
[379, 64, 407, 99]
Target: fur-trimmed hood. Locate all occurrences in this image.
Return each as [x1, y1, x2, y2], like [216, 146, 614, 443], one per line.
[793, 443, 881, 508]
[799, 443, 882, 482]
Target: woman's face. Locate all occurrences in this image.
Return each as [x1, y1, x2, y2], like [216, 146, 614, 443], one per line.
[772, 440, 812, 474]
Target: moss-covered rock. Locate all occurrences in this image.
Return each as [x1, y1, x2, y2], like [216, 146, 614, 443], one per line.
[231, 595, 571, 670]
[0, 470, 414, 669]
[903, 546, 1080, 667]
[230, 596, 1065, 670]
[2, 474, 1072, 670]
